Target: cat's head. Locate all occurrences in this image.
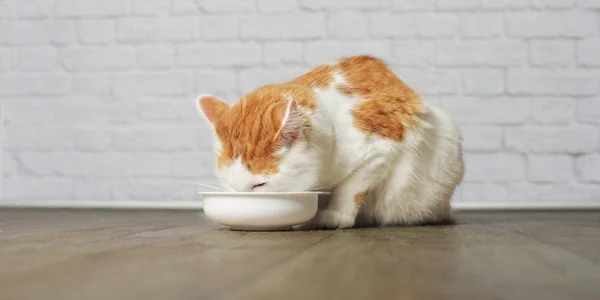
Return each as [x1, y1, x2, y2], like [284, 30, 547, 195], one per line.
[196, 85, 320, 192]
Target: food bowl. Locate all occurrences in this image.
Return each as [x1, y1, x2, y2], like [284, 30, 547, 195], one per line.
[200, 192, 327, 231]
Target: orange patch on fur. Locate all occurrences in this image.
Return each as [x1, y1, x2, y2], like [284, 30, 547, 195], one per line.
[291, 64, 336, 89]
[213, 84, 315, 174]
[354, 190, 368, 209]
[210, 55, 423, 173]
[338, 55, 424, 141]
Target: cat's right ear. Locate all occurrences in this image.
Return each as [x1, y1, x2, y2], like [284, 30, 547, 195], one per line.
[196, 94, 229, 126]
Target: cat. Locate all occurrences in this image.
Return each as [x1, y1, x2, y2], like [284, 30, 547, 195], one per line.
[196, 55, 464, 229]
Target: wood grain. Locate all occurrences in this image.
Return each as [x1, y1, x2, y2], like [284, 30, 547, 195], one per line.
[1, 209, 599, 300]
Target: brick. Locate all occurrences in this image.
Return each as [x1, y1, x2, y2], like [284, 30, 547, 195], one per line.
[577, 39, 600, 66]
[171, 153, 216, 178]
[505, 126, 599, 153]
[305, 41, 392, 65]
[240, 68, 308, 94]
[180, 97, 206, 122]
[127, 154, 172, 177]
[117, 17, 197, 42]
[0, 20, 76, 45]
[580, 0, 600, 8]
[3, 126, 73, 151]
[392, 41, 435, 67]
[77, 20, 116, 44]
[74, 128, 113, 152]
[437, 0, 480, 10]
[137, 44, 175, 70]
[241, 15, 325, 40]
[264, 42, 304, 65]
[507, 69, 598, 96]
[18, 153, 123, 177]
[459, 13, 503, 38]
[113, 127, 198, 152]
[199, 16, 239, 40]
[74, 179, 114, 200]
[575, 98, 600, 124]
[463, 153, 525, 182]
[138, 97, 209, 125]
[55, 0, 128, 17]
[439, 97, 532, 124]
[62, 46, 135, 71]
[531, 0, 576, 9]
[0, 48, 16, 71]
[539, 184, 600, 201]
[2, 152, 19, 177]
[504, 183, 539, 202]
[136, 99, 189, 123]
[391, 0, 436, 11]
[113, 71, 193, 96]
[530, 40, 574, 66]
[171, 0, 198, 15]
[400, 68, 461, 95]
[576, 154, 600, 182]
[196, 129, 216, 151]
[2, 177, 74, 200]
[194, 70, 238, 99]
[0, 0, 11, 18]
[370, 13, 457, 38]
[507, 12, 596, 38]
[532, 98, 575, 124]
[436, 41, 527, 66]
[0, 75, 69, 96]
[257, 0, 300, 13]
[16, 46, 58, 71]
[328, 13, 368, 39]
[506, 183, 600, 202]
[300, 0, 387, 10]
[1, 99, 55, 125]
[55, 99, 136, 125]
[480, 0, 529, 9]
[177, 42, 261, 67]
[463, 69, 504, 95]
[112, 179, 182, 201]
[14, 0, 53, 18]
[131, 0, 170, 16]
[199, 0, 255, 13]
[460, 125, 503, 151]
[71, 74, 111, 95]
[461, 183, 507, 202]
[528, 155, 573, 183]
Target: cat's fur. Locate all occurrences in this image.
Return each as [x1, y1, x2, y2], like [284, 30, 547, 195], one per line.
[197, 55, 464, 229]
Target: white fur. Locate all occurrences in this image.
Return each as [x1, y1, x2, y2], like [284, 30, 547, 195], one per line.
[200, 69, 464, 229]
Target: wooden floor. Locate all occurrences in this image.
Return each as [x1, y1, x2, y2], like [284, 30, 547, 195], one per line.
[1, 209, 599, 300]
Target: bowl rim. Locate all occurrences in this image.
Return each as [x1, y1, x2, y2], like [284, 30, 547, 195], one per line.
[199, 191, 329, 196]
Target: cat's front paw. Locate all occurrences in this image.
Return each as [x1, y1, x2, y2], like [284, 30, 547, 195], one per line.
[302, 210, 355, 230]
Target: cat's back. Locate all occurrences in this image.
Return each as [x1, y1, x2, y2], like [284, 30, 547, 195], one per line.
[291, 55, 425, 144]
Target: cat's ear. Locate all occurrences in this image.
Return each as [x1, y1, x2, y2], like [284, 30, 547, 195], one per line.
[276, 99, 304, 148]
[196, 94, 229, 126]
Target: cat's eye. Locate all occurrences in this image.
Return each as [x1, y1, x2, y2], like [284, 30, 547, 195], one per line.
[251, 182, 267, 190]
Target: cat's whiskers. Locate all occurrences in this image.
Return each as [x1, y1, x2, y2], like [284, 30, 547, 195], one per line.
[180, 181, 225, 192]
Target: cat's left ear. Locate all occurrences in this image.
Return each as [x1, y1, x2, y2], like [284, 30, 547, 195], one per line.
[276, 99, 304, 147]
[196, 94, 229, 127]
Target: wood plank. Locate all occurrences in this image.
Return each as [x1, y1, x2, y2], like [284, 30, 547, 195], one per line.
[229, 224, 600, 300]
[0, 210, 332, 300]
[1, 210, 600, 300]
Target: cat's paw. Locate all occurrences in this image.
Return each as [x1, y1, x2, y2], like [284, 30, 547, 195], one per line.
[302, 210, 355, 230]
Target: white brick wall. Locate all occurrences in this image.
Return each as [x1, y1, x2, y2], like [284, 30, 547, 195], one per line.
[1, 0, 600, 205]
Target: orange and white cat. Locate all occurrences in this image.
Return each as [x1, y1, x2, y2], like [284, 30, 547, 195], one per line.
[197, 55, 464, 229]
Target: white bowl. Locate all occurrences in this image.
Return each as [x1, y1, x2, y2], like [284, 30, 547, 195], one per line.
[200, 192, 327, 231]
